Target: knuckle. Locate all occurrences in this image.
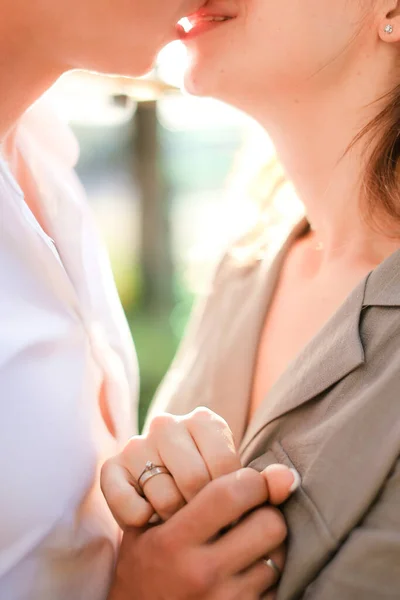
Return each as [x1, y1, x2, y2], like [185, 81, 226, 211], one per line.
[228, 467, 264, 493]
[123, 435, 145, 458]
[206, 468, 266, 509]
[209, 476, 238, 506]
[236, 467, 267, 493]
[189, 407, 232, 435]
[148, 413, 177, 435]
[209, 412, 230, 431]
[189, 406, 216, 423]
[182, 468, 210, 496]
[239, 467, 264, 484]
[261, 507, 287, 545]
[212, 413, 231, 431]
[126, 513, 149, 529]
[121, 503, 153, 529]
[214, 449, 241, 474]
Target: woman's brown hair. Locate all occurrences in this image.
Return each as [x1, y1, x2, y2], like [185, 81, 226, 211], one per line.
[353, 84, 400, 234]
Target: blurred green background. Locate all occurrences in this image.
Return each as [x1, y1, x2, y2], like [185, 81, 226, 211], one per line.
[48, 47, 280, 430]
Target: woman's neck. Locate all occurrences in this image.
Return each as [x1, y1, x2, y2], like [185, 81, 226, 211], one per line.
[250, 52, 400, 264]
[263, 102, 373, 255]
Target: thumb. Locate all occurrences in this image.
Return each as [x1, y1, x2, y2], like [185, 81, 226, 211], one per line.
[261, 464, 301, 505]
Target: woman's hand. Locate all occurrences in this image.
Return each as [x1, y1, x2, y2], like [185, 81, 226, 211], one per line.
[103, 408, 301, 599]
[102, 407, 300, 529]
[102, 408, 243, 527]
[107, 468, 291, 600]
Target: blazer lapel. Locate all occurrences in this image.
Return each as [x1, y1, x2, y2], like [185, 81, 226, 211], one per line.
[240, 271, 368, 458]
[211, 219, 310, 445]
[155, 218, 310, 444]
[363, 247, 400, 307]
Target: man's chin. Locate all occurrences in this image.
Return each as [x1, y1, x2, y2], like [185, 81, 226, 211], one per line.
[84, 50, 160, 81]
[112, 57, 157, 79]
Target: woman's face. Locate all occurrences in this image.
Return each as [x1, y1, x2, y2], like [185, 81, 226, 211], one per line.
[181, 0, 375, 109]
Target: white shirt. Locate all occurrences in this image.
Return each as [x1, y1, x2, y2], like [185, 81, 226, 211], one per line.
[0, 98, 139, 600]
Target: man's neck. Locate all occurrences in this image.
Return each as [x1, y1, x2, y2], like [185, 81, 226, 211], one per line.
[0, 39, 62, 142]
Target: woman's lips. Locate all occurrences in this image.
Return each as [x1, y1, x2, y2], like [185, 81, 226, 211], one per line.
[177, 14, 234, 40]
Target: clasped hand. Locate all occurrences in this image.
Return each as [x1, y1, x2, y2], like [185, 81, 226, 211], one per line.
[102, 408, 299, 599]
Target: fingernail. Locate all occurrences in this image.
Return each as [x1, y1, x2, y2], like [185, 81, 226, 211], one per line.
[289, 468, 301, 492]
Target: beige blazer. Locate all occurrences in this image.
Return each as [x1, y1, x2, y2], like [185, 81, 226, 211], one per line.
[146, 220, 400, 599]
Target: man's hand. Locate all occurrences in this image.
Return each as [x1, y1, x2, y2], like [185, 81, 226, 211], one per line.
[107, 468, 293, 600]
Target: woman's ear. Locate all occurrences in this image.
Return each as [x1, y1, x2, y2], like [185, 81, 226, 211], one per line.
[379, 1, 400, 43]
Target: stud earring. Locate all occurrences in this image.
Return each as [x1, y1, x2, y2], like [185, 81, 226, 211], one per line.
[384, 24, 394, 34]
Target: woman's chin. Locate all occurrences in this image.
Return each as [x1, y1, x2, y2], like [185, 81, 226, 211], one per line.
[182, 66, 219, 98]
[183, 75, 205, 97]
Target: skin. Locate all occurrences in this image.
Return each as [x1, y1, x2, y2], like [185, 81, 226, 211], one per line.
[182, 0, 400, 255]
[105, 1, 400, 597]
[106, 466, 294, 600]
[102, 409, 299, 527]
[0, 0, 205, 141]
[6, 0, 400, 597]
[176, 0, 400, 413]
[102, 409, 299, 599]
[0, 1, 297, 599]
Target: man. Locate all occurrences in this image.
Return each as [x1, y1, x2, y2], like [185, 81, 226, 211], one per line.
[0, 1, 292, 598]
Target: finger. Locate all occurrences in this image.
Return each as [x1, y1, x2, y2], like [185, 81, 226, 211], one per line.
[210, 506, 287, 575]
[155, 419, 211, 502]
[243, 560, 281, 595]
[260, 545, 286, 597]
[164, 468, 269, 546]
[142, 473, 186, 522]
[267, 543, 286, 577]
[261, 464, 301, 505]
[206, 561, 278, 600]
[263, 590, 278, 600]
[184, 408, 242, 479]
[122, 437, 186, 522]
[100, 460, 154, 528]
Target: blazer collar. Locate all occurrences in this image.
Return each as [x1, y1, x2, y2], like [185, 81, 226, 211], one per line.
[363, 247, 400, 307]
[216, 218, 310, 445]
[239, 238, 400, 459]
[240, 274, 367, 456]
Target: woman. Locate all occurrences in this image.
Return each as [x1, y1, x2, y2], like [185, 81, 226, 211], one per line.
[103, 1, 400, 598]
[0, 0, 295, 598]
